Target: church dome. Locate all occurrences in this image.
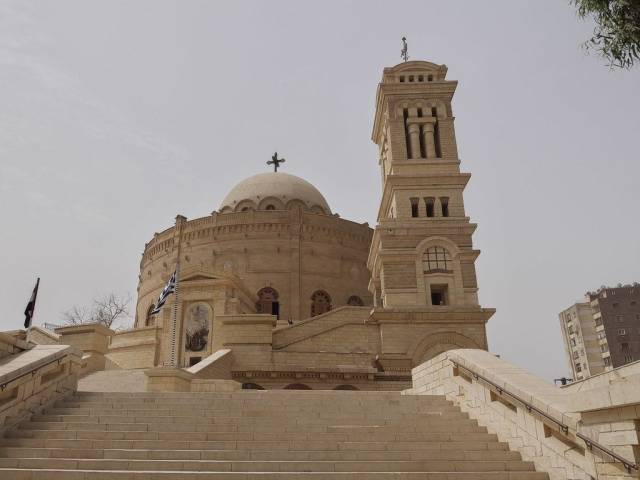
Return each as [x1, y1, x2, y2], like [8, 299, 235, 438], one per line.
[219, 172, 332, 214]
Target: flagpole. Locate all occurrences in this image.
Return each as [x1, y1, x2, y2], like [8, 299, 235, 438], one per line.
[30, 278, 40, 332]
[169, 215, 186, 368]
[170, 260, 180, 367]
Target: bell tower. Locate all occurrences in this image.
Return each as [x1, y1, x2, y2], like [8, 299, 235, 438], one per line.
[367, 60, 494, 357]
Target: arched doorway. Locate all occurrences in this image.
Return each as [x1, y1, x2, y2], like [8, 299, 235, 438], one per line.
[283, 383, 312, 390]
[256, 287, 280, 319]
[311, 290, 332, 317]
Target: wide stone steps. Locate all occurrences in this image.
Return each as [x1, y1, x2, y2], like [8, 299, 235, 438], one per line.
[0, 447, 522, 461]
[0, 471, 552, 479]
[0, 457, 538, 472]
[0, 390, 549, 479]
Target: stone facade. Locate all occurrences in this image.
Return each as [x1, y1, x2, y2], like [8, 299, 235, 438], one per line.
[94, 59, 495, 389]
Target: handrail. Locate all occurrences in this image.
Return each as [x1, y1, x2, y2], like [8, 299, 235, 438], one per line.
[0, 355, 64, 391]
[451, 361, 639, 473]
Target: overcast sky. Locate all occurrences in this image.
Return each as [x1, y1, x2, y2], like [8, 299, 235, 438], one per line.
[1, 0, 638, 381]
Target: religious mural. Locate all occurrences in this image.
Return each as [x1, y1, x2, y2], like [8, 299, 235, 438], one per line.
[185, 303, 209, 352]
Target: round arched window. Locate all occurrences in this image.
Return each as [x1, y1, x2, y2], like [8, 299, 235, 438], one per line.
[423, 246, 452, 273]
[347, 295, 364, 306]
[256, 287, 280, 319]
[311, 290, 332, 317]
[265, 204, 276, 210]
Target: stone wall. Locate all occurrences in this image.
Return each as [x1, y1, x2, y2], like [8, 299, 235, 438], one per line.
[0, 332, 29, 360]
[410, 349, 639, 480]
[106, 326, 158, 369]
[0, 344, 82, 435]
[137, 208, 373, 333]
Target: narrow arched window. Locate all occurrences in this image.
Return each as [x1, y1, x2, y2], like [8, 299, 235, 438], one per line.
[265, 204, 275, 210]
[256, 287, 280, 319]
[423, 246, 452, 273]
[347, 295, 364, 306]
[440, 197, 449, 217]
[424, 197, 435, 217]
[311, 290, 332, 317]
[410, 197, 419, 217]
[145, 305, 155, 327]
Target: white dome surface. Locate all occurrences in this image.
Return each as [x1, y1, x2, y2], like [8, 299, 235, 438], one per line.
[219, 172, 332, 213]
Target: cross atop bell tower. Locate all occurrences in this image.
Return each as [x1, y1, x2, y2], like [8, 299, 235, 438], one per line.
[367, 60, 493, 351]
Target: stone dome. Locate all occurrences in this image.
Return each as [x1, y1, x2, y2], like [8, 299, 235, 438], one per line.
[219, 172, 332, 214]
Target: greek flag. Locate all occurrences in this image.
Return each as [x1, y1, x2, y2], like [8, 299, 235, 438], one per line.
[151, 270, 177, 314]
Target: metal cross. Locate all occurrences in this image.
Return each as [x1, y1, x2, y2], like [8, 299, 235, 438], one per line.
[267, 152, 286, 172]
[401, 37, 409, 62]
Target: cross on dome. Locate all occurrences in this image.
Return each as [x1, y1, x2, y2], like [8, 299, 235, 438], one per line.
[267, 152, 286, 172]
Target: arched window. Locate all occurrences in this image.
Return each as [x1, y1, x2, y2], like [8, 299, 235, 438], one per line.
[311, 290, 332, 317]
[410, 197, 419, 217]
[145, 305, 155, 327]
[424, 197, 435, 217]
[256, 287, 280, 319]
[334, 384, 359, 390]
[440, 197, 449, 217]
[242, 383, 265, 390]
[185, 303, 210, 352]
[347, 295, 364, 306]
[284, 383, 312, 390]
[265, 204, 276, 210]
[423, 246, 452, 273]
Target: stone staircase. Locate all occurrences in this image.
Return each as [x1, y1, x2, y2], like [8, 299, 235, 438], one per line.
[0, 390, 548, 479]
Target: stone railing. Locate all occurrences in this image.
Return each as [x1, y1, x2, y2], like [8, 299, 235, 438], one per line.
[145, 349, 241, 393]
[0, 344, 83, 434]
[0, 332, 31, 360]
[409, 349, 639, 480]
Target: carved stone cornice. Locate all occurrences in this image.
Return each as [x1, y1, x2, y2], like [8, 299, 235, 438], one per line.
[368, 306, 495, 325]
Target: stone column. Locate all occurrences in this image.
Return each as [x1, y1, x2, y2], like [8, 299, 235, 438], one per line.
[422, 121, 437, 158]
[408, 123, 421, 159]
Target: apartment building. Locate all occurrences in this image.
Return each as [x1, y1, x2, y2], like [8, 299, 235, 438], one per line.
[559, 283, 640, 380]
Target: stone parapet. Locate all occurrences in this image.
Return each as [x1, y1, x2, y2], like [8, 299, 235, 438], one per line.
[55, 323, 115, 376]
[185, 349, 233, 379]
[409, 349, 639, 480]
[0, 332, 31, 360]
[145, 367, 194, 392]
[0, 344, 82, 434]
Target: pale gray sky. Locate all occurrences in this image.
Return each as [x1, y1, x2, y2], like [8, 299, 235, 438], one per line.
[1, 0, 638, 381]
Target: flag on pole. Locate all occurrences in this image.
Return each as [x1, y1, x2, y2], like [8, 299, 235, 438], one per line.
[24, 277, 40, 329]
[151, 270, 177, 314]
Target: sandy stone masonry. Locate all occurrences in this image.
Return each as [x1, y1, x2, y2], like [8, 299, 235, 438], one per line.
[87, 59, 494, 389]
[0, 339, 82, 436]
[0, 389, 550, 479]
[410, 349, 640, 480]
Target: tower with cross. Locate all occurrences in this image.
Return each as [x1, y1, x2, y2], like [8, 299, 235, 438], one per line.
[267, 152, 285, 172]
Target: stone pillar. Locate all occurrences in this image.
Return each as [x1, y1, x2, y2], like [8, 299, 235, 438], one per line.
[55, 324, 114, 375]
[408, 123, 422, 159]
[289, 208, 302, 323]
[422, 122, 437, 158]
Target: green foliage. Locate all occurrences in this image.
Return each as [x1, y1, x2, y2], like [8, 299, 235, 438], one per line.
[572, 0, 640, 68]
